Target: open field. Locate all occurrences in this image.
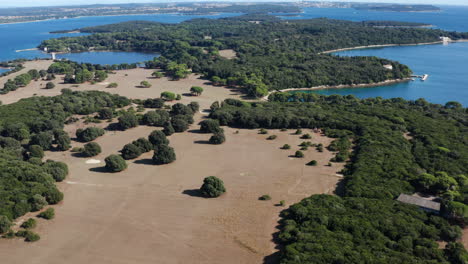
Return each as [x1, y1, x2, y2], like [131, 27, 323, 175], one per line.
[0, 60, 243, 109]
[0, 63, 346, 263]
[0, 112, 343, 263]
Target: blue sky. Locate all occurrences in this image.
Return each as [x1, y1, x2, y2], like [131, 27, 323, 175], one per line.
[0, 0, 466, 8]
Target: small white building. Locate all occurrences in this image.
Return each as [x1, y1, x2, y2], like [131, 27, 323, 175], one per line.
[383, 64, 393, 70]
[440, 36, 452, 43]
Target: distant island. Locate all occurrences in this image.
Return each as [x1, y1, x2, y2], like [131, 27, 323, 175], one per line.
[302, 2, 441, 12]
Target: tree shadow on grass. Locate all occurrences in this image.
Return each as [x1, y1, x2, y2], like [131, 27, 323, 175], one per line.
[133, 158, 154, 165]
[182, 189, 204, 198]
[182, 93, 194, 97]
[188, 129, 205, 134]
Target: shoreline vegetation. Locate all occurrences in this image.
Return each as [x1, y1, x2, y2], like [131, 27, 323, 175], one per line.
[263, 78, 412, 100]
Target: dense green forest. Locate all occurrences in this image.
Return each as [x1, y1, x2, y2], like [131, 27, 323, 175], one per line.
[210, 95, 468, 263]
[0, 90, 130, 229]
[39, 15, 468, 96]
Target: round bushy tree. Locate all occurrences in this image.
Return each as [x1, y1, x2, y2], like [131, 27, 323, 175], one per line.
[152, 144, 176, 165]
[45, 82, 55, 89]
[132, 138, 153, 153]
[76, 127, 105, 142]
[190, 86, 204, 96]
[171, 116, 189, 133]
[121, 143, 142, 160]
[200, 176, 226, 198]
[55, 132, 71, 151]
[148, 130, 169, 146]
[43, 188, 63, 204]
[105, 154, 127, 172]
[142, 111, 161, 126]
[30, 194, 48, 212]
[188, 102, 200, 113]
[295, 151, 304, 158]
[200, 119, 222, 133]
[163, 122, 175, 136]
[170, 103, 193, 116]
[209, 132, 225, 145]
[118, 113, 138, 130]
[82, 142, 102, 157]
[29, 145, 44, 159]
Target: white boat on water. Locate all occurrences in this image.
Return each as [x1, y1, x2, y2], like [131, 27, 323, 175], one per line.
[421, 74, 429, 81]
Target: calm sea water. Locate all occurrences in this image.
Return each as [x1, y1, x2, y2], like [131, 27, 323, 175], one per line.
[0, 7, 467, 104]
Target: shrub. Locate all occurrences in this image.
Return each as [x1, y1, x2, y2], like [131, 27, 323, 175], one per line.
[148, 130, 169, 146]
[21, 218, 37, 229]
[280, 128, 288, 132]
[45, 82, 55, 89]
[132, 138, 153, 153]
[307, 160, 318, 166]
[82, 142, 102, 157]
[121, 143, 142, 160]
[106, 82, 118, 88]
[161, 91, 176, 101]
[152, 71, 163, 78]
[0, 215, 12, 234]
[316, 144, 324, 152]
[25, 231, 40, 242]
[200, 176, 226, 198]
[281, 144, 291, 150]
[29, 145, 44, 159]
[28, 157, 43, 165]
[200, 119, 222, 133]
[98, 108, 113, 120]
[105, 154, 127, 172]
[301, 133, 312, 139]
[295, 129, 302, 135]
[152, 144, 176, 165]
[38, 208, 55, 220]
[279, 200, 286, 206]
[43, 160, 69, 182]
[267, 135, 277, 140]
[140, 80, 152, 88]
[163, 122, 175, 136]
[118, 113, 138, 130]
[190, 86, 204, 96]
[76, 127, 105, 142]
[300, 146, 308, 151]
[171, 116, 189, 132]
[259, 128, 268, 134]
[295, 151, 304, 158]
[209, 132, 225, 145]
[176, 94, 181, 100]
[259, 194, 272, 201]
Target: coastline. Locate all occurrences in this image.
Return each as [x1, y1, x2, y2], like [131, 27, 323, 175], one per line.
[319, 40, 468, 54]
[262, 78, 412, 100]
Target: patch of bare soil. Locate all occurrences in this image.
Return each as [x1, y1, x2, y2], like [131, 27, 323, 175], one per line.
[0, 113, 344, 264]
[219, 49, 237, 60]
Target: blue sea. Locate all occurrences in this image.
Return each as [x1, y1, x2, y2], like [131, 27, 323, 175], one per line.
[0, 6, 467, 105]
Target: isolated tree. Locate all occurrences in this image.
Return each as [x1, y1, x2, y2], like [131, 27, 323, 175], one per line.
[281, 144, 291, 150]
[148, 130, 169, 146]
[190, 86, 204, 96]
[200, 119, 222, 133]
[161, 91, 176, 101]
[200, 176, 226, 198]
[76, 127, 105, 142]
[105, 154, 127, 172]
[295, 150, 304, 158]
[46, 82, 55, 90]
[106, 82, 118, 88]
[121, 143, 142, 160]
[176, 94, 182, 100]
[209, 132, 225, 145]
[163, 122, 175, 136]
[98, 108, 113, 120]
[82, 142, 102, 157]
[140, 80, 152, 88]
[152, 144, 176, 165]
[307, 160, 318, 166]
[29, 145, 44, 159]
[118, 113, 138, 130]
